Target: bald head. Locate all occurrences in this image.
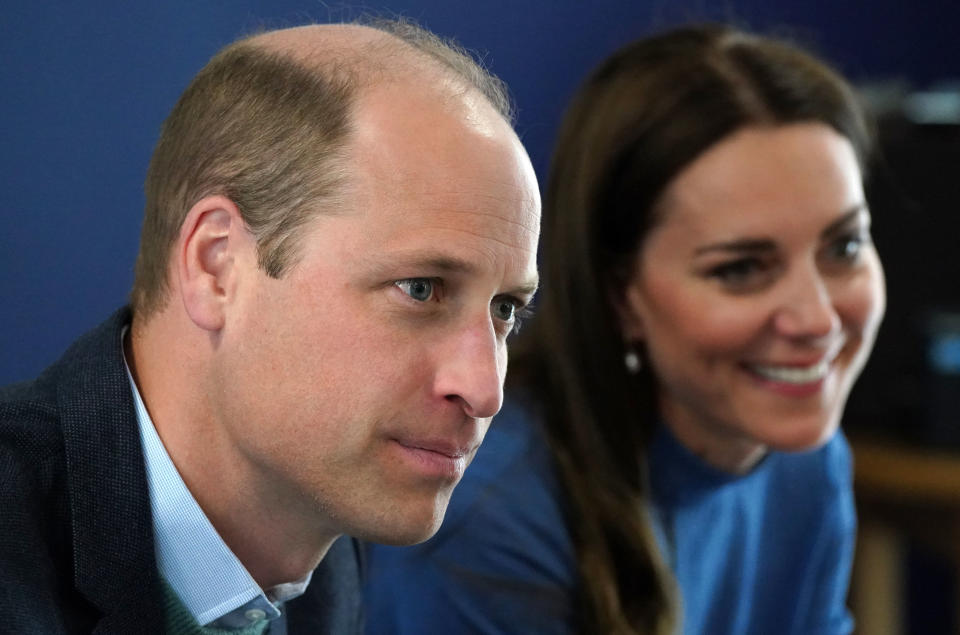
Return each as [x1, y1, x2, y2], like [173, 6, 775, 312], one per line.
[244, 23, 433, 87]
[244, 23, 512, 121]
[131, 20, 513, 320]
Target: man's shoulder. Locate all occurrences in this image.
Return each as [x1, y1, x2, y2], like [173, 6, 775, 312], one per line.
[0, 305, 136, 555]
[0, 307, 133, 470]
[0, 317, 93, 549]
[0, 306, 168, 633]
[1, 341, 62, 424]
[0, 378, 68, 509]
[0, 365, 67, 492]
[0, 363, 81, 631]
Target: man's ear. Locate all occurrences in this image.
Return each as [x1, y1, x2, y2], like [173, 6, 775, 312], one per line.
[176, 195, 254, 331]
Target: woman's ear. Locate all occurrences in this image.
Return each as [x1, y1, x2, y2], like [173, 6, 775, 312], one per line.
[611, 275, 647, 342]
[176, 195, 253, 332]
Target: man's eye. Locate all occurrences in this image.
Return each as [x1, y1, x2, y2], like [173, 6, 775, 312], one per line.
[493, 299, 534, 336]
[492, 300, 516, 322]
[395, 278, 435, 302]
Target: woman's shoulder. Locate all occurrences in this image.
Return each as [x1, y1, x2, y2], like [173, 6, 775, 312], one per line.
[768, 430, 853, 496]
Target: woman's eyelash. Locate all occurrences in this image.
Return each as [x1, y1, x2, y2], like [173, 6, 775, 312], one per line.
[709, 258, 764, 281]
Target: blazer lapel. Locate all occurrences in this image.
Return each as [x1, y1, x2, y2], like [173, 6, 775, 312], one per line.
[57, 308, 165, 633]
[53, 308, 364, 634]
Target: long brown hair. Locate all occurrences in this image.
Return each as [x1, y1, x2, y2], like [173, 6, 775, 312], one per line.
[510, 24, 872, 633]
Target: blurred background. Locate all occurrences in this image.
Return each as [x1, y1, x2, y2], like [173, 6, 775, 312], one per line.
[2, 1, 957, 632]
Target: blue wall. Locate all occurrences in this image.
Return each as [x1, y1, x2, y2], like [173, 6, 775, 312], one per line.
[2, 0, 958, 384]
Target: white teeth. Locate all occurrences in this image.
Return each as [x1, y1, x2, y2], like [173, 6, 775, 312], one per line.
[750, 360, 829, 384]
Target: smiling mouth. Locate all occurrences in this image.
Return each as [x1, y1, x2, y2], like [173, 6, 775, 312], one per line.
[747, 359, 831, 384]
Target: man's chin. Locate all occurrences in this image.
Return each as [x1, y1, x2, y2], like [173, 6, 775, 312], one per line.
[367, 515, 446, 546]
[356, 500, 450, 546]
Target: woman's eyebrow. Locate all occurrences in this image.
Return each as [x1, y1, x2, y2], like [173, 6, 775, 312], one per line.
[693, 204, 869, 256]
[694, 238, 776, 256]
[820, 204, 868, 238]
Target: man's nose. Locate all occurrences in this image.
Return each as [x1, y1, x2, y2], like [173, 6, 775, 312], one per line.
[772, 264, 841, 340]
[434, 322, 504, 419]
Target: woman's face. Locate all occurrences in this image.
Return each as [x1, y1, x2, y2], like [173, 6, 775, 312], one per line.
[622, 122, 885, 472]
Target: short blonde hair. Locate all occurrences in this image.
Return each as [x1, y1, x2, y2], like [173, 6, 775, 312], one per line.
[131, 19, 513, 319]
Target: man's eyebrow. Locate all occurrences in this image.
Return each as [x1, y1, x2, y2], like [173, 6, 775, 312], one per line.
[383, 252, 482, 275]
[505, 277, 540, 301]
[368, 250, 539, 297]
[693, 204, 869, 257]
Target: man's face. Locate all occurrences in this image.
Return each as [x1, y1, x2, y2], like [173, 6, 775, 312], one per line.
[212, 82, 540, 545]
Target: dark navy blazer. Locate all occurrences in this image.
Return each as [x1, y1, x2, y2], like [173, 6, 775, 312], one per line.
[0, 307, 363, 634]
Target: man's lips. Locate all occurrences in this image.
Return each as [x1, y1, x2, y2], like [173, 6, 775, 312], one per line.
[390, 437, 478, 480]
[394, 438, 474, 459]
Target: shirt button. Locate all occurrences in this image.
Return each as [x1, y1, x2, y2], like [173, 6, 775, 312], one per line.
[245, 608, 267, 622]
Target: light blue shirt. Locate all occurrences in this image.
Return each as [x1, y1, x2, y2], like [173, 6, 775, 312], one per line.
[123, 332, 310, 631]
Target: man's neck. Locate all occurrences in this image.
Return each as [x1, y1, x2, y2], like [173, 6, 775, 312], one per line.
[128, 314, 339, 588]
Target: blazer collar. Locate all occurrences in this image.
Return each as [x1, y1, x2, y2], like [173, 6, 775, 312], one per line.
[56, 307, 164, 630]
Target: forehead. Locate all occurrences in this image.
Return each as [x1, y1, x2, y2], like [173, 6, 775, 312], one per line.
[331, 77, 540, 272]
[654, 123, 864, 241]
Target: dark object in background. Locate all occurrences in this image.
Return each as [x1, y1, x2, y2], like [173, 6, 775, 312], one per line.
[922, 310, 960, 445]
[845, 99, 960, 447]
[845, 92, 960, 635]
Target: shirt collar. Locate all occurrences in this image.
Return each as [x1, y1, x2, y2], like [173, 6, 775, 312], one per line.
[122, 328, 311, 627]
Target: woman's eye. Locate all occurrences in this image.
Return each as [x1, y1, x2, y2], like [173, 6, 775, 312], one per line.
[709, 259, 765, 286]
[395, 278, 436, 302]
[829, 235, 864, 263]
